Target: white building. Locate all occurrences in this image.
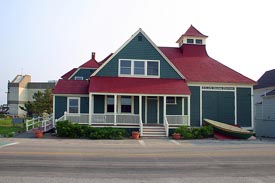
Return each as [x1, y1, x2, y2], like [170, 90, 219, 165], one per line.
[7, 75, 56, 116]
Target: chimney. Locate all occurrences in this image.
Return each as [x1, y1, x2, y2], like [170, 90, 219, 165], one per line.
[92, 52, 96, 60]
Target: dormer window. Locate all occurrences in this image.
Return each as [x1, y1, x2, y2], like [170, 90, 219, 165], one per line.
[74, 76, 83, 80]
[195, 39, 203, 44]
[187, 39, 194, 44]
[119, 59, 159, 77]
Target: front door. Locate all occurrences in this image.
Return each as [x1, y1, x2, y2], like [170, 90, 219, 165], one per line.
[146, 97, 158, 124]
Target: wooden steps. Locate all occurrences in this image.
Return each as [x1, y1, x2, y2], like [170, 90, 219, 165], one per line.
[142, 125, 166, 137]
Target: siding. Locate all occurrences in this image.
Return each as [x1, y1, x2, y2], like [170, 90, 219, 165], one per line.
[237, 88, 252, 127]
[190, 86, 200, 127]
[71, 69, 96, 80]
[166, 97, 182, 115]
[96, 32, 181, 79]
[134, 96, 139, 114]
[55, 96, 67, 119]
[80, 97, 89, 113]
[202, 91, 235, 124]
[94, 95, 105, 113]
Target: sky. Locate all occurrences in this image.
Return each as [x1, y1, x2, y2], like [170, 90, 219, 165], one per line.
[0, 0, 275, 104]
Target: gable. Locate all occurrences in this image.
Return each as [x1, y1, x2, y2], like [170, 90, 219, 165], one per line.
[95, 31, 182, 79]
[70, 68, 97, 80]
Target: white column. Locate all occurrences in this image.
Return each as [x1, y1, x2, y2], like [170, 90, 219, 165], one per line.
[53, 95, 55, 127]
[89, 93, 93, 125]
[188, 95, 191, 126]
[139, 95, 142, 122]
[234, 87, 237, 125]
[251, 87, 254, 130]
[114, 94, 117, 125]
[164, 96, 167, 124]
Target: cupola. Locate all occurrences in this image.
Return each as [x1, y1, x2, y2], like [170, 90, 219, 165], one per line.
[176, 25, 208, 47]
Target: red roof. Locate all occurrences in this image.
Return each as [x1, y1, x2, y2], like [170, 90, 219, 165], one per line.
[182, 25, 208, 37]
[159, 45, 256, 84]
[53, 80, 89, 94]
[89, 76, 190, 95]
[80, 58, 100, 68]
[61, 68, 77, 80]
[176, 25, 208, 43]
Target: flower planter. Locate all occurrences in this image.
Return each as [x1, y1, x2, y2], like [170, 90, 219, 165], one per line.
[172, 133, 181, 140]
[132, 131, 139, 140]
[35, 130, 43, 138]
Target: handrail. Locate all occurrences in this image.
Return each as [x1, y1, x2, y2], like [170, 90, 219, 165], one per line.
[164, 116, 169, 137]
[139, 116, 143, 136]
[26, 114, 53, 132]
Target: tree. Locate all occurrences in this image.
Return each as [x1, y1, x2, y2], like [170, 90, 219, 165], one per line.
[20, 89, 53, 117]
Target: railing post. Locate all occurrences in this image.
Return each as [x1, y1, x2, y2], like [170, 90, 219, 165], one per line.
[114, 95, 117, 126]
[32, 118, 34, 129]
[26, 120, 29, 131]
[64, 111, 67, 120]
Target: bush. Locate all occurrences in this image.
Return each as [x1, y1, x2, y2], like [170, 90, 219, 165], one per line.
[174, 125, 213, 139]
[56, 120, 129, 139]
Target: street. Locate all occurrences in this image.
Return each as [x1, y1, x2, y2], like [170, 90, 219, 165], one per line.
[0, 138, 275, 183]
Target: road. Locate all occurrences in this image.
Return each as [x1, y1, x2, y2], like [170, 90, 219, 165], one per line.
[0, 138, 275, 183]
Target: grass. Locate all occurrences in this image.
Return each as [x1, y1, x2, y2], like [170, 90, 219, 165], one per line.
[0, 118, 25, 137]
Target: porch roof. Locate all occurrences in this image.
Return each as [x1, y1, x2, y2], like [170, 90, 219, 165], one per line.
[53, 79, 89, 94]
[89, 76, 191, 95]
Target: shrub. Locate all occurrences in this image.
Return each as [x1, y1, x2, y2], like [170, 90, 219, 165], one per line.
[56, 120, 128, 139]
[174, 125, 213, 139]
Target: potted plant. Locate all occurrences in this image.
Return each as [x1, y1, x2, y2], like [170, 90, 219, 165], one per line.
[172, 133, 181, 140]
[35, 130, 43, 138]
[132, 131, 139, 140]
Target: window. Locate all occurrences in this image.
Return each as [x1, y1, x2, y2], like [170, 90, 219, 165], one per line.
[75, 76, 83, 80]
[68, 98, 79, 113]
[166, 97, 176, 104]
[119, 59, 159, 77]
[134, 61, 145, 75]
[106, 96, 114, 113]
[120, 60, 131, 74]
[121, 96, 132, 113]
[187, 39, 194, 44]
[147, 61, 159, 76]
[196, 39, 203, 44]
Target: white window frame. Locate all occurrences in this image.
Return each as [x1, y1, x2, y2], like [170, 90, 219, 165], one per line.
[74, 76, 84, 80]
[67, 97, 80, 114]
[105, 95, 115, 113]
[118, 59, 160, 78]
[166, 97, 177, 105]
[118, 96, 134, 114]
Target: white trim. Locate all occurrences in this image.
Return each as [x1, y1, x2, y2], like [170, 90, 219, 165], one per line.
[188, 82, 254, 87]
[91, 28, 185, 79]
[118, 59, 160, 78]
[187, 96, 191, 126]
[164, 96, 167, 123]
[53, 94, 89, 97]
[114, 95, 117, 125]
[234, 87, 237, 125]
[53, 95, 55, 125]
[139, 95, 142, 124]
[251, 87, 254, 130]
[90, 92, 189, 97]
[200, 86, 202, 126]
[74, 76, 84, 80]
[67, 97, 80, 114]
[166, 96, 177, 105]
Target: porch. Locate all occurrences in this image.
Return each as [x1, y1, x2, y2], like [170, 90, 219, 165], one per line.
[56, 112, 189, 137]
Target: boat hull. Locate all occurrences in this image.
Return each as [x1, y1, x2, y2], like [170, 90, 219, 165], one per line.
[204, 119, 254, 139]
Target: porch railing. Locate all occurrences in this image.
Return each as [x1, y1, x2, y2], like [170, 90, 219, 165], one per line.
[58, 112, 140, 126]
[166, 115, 188, 126]
[164, 116, 169, 136]
[26, 114, 53, 132]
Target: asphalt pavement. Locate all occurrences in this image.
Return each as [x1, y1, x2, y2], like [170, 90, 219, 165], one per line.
[1, 137, 275, 183]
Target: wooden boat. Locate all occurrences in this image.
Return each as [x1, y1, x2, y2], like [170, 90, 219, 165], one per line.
[204, 119, 254, 139]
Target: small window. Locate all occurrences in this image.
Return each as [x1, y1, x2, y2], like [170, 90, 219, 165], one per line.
[120, 60, 131, 75]
[75, 76, 83, 80]
[187, 39, 194, 44]
[68, 98, 79, 113]
[167, 97, 176, 104]
[121, 96, 132, 113]
[147, 61, 159, 76]
[134, 61, 145, 75]
[196, 39, 203, 44]
[107, 96, 114, 113]
[138, 36, 143, 41]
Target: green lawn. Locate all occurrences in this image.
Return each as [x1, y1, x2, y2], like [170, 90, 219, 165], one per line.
[0, 118, 25, 137]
